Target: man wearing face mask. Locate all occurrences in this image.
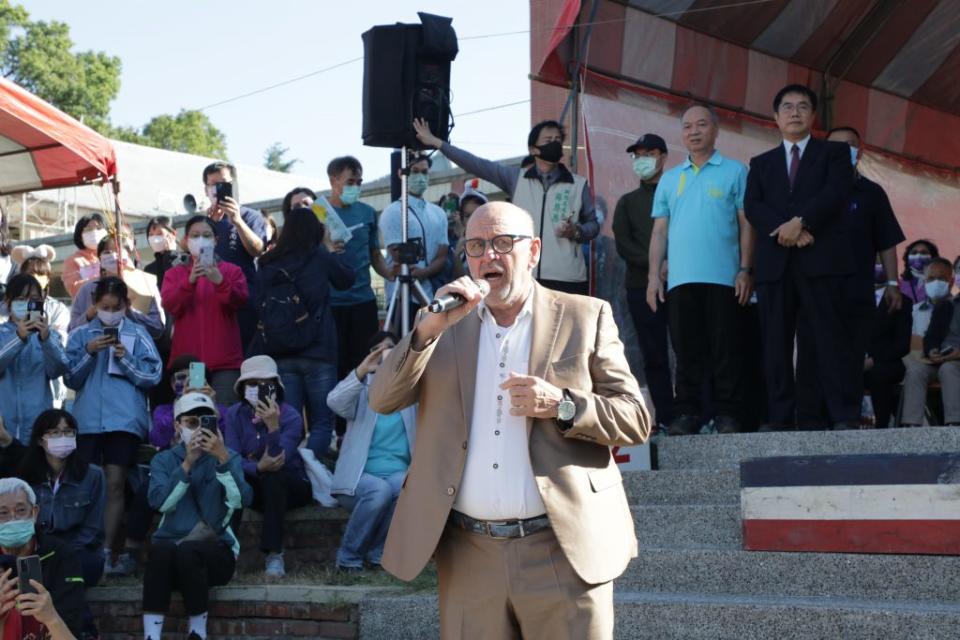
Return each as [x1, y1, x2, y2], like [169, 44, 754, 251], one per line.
[612, 134, 673, 428]
[414, 118, 599, 296]
[328, 331, 417, 571]
[202, 162, 268, 348]
[379, 155, 450, 320]
[325, 156, 393, 394]
[901, 257, 960, 426]
[0, 477, 86, 639]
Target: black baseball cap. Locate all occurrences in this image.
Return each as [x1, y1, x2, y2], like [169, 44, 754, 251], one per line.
[626, 134, 667, 154]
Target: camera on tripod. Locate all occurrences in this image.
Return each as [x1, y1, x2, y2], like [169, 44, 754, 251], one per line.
[395, 238, 425, 266]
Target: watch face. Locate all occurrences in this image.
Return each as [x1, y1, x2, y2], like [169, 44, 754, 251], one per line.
[558, 399, 576, 421]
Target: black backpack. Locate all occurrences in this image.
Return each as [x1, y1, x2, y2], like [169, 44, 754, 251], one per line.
[256, 264, 319, 356]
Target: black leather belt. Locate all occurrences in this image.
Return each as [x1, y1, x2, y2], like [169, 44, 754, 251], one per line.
[449, 510, 551, 539]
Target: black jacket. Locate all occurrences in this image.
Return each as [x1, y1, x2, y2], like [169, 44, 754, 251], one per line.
[923, 296, 960, 357]
[0, 533, 86, 637]
[744, 138, 854, 283]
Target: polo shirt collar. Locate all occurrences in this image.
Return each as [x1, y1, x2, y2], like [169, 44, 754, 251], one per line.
[681, 149, 723, 171]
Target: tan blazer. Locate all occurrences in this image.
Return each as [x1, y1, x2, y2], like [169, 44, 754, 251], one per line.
[369, 283, 652, 585]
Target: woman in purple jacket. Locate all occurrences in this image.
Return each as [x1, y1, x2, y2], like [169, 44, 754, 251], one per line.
[223, 355, 312, 579]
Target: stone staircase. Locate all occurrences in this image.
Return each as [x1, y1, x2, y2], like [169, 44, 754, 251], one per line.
[359, 427, 960, 639]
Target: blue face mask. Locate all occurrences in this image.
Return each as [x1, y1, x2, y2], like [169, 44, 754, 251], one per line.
[10, 300, 29, 320]
[0, 518, 35, 549]
[849, 146, 859, 166]
[408, 173, 429, 196]
[340, 185, 361, 205]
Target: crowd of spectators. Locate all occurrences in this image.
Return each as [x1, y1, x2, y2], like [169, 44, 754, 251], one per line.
[0, 82, 956, 638]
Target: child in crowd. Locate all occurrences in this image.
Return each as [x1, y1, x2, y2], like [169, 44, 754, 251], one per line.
[65, 276, 163, 575]
[142, 392, 251, 640]
[328, 332, 416, 571]
[0, 274, 70, 444]
[224, 356, 313, 578]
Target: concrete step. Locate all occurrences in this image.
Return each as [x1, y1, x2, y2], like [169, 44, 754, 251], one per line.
[656, 426, 960, 470]
[623, 468, 739, 505]
[633, 505, 741, 549]
[618, 547, 960, 603]
[359, 591, 960, 639]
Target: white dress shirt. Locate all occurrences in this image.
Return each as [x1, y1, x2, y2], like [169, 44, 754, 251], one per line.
[454, 290, 546, 521]
[782, 134, 811, 174]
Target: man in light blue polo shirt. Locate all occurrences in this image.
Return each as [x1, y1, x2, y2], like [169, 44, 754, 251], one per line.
[646, 103, 755, 435]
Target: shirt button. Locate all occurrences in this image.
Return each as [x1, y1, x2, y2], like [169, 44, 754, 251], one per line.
[447, 486, 456, 496]
[461, 441, 467, 449]
[499, 362, 505, 368]
[495, 430, 500, 436]
[497, 395, 502, 401]
[493, 463, 499, 469]
[496, 333, 501, 339]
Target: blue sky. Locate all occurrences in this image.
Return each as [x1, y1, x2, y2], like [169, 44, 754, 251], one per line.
[20, 1, 532, 185]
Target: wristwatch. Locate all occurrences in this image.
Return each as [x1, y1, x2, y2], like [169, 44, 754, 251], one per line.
[557, 389, 577, 430]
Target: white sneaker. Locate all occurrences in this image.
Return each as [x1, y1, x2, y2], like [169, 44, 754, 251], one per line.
[265, 553, 285, 578]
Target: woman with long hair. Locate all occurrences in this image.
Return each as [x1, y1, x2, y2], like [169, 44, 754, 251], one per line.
[254, 207, 353, 459]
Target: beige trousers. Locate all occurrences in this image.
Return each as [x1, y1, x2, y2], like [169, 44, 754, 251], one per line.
[435, 524, 614, 640]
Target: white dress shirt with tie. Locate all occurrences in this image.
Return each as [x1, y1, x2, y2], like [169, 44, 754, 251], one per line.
[453, 290, 547, 521]
[782, 134, 811, 174]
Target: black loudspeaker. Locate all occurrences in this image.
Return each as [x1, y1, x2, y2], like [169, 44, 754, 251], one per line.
[362, 13, 458, 150]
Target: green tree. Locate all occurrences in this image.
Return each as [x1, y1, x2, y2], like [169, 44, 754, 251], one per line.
[130, 110, 228, 158]
[0, 2, 121, 133]
[264, 142, 298, 173]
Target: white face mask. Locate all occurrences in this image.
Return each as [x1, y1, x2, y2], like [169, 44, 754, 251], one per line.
[82, 229, 108, 250]
[633, 156, 658, 179]
[187, 237, 214, 257]
[148, 235, 170, 253]
[97, 309, 124, 326]
[179, 426, 196, 446]
[243, 384, 260, 406]
[45, 436, 76, 459]
[925, 280, 950, 301]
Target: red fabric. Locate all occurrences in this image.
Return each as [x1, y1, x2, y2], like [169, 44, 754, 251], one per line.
[160, 260, 249, 371]
[743, 519, 960, 555]
[537, 0, 582, 85]
[2, 609, 48, 640]
[0, 77, 117, 194]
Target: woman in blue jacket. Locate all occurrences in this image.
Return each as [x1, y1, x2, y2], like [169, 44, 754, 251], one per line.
[19, 409, 106, 586]
[0, 274, 70, 444]
[253, 207, 354, 460]
[64, 276, 163, 575]
[142, 392, 252, 640]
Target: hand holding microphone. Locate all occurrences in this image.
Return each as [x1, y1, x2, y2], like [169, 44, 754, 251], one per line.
[413, 277, 489, 349]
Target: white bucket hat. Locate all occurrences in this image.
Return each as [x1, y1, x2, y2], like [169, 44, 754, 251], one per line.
[233, 355, 285, 397]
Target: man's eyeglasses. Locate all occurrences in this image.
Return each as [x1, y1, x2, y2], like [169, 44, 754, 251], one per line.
[778, 102, 813, 115]
[0, 506, 32, 523]
[463, 234, 532, 258]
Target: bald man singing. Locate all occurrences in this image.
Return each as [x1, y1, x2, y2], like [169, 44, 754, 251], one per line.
[369, 202, 652, 639]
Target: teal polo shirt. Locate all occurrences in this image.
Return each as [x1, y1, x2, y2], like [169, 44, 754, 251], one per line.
[651, 150, 747, 290]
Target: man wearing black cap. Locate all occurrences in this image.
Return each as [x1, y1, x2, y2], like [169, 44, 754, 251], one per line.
[612, 134, 673, 428]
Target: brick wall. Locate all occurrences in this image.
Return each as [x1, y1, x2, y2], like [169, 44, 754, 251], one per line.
[234, 508, 347, 571]
[91, 599, 358, 640]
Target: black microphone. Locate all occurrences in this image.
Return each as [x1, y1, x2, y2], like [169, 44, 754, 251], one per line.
[427, 279, 491, 313]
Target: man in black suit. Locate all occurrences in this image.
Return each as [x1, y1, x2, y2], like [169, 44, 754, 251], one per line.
[864, 277, 912, 427]
[744, 84, 855, 430]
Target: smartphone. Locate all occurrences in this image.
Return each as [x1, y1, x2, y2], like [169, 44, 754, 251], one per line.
[188, 361, 206, 390]
[26, 299, 44, 324]
[258, 381, 277, 404]
[199, 415, 218, 433]
[940, 346, 956, 357]
[214, 181, 233, 203]
[103, 327, 119, 343]
[17, 555, 42, 595]
[198, 244, 215, 268]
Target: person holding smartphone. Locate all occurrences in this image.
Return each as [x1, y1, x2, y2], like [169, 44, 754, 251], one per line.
[223, 356, 312, 579]
[69, 235, 165, 339]
[327, 331, 416, 571]
[0, 477, 86, 639]
[142, 392, 251, 640]
[64, 276, 163, 578]
[161, 215, 249, 406]
[0, 275, 69, 445]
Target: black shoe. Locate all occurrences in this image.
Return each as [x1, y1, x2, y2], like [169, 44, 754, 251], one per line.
[832, 422, 858, 431]
[667, 415, 700, 436]
[336, 564, 364, 574]
[714, 415, 742, 434]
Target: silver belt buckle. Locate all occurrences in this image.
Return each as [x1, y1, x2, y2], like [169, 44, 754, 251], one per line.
[488, 520, 510, 539]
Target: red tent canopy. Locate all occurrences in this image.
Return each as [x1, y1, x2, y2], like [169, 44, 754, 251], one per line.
[0, 76, 117, 195]
[537, 0, 960, 173]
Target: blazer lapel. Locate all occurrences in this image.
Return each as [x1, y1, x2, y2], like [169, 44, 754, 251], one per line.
[528, 284, 564, 437]
[454, 309, 481, 429]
